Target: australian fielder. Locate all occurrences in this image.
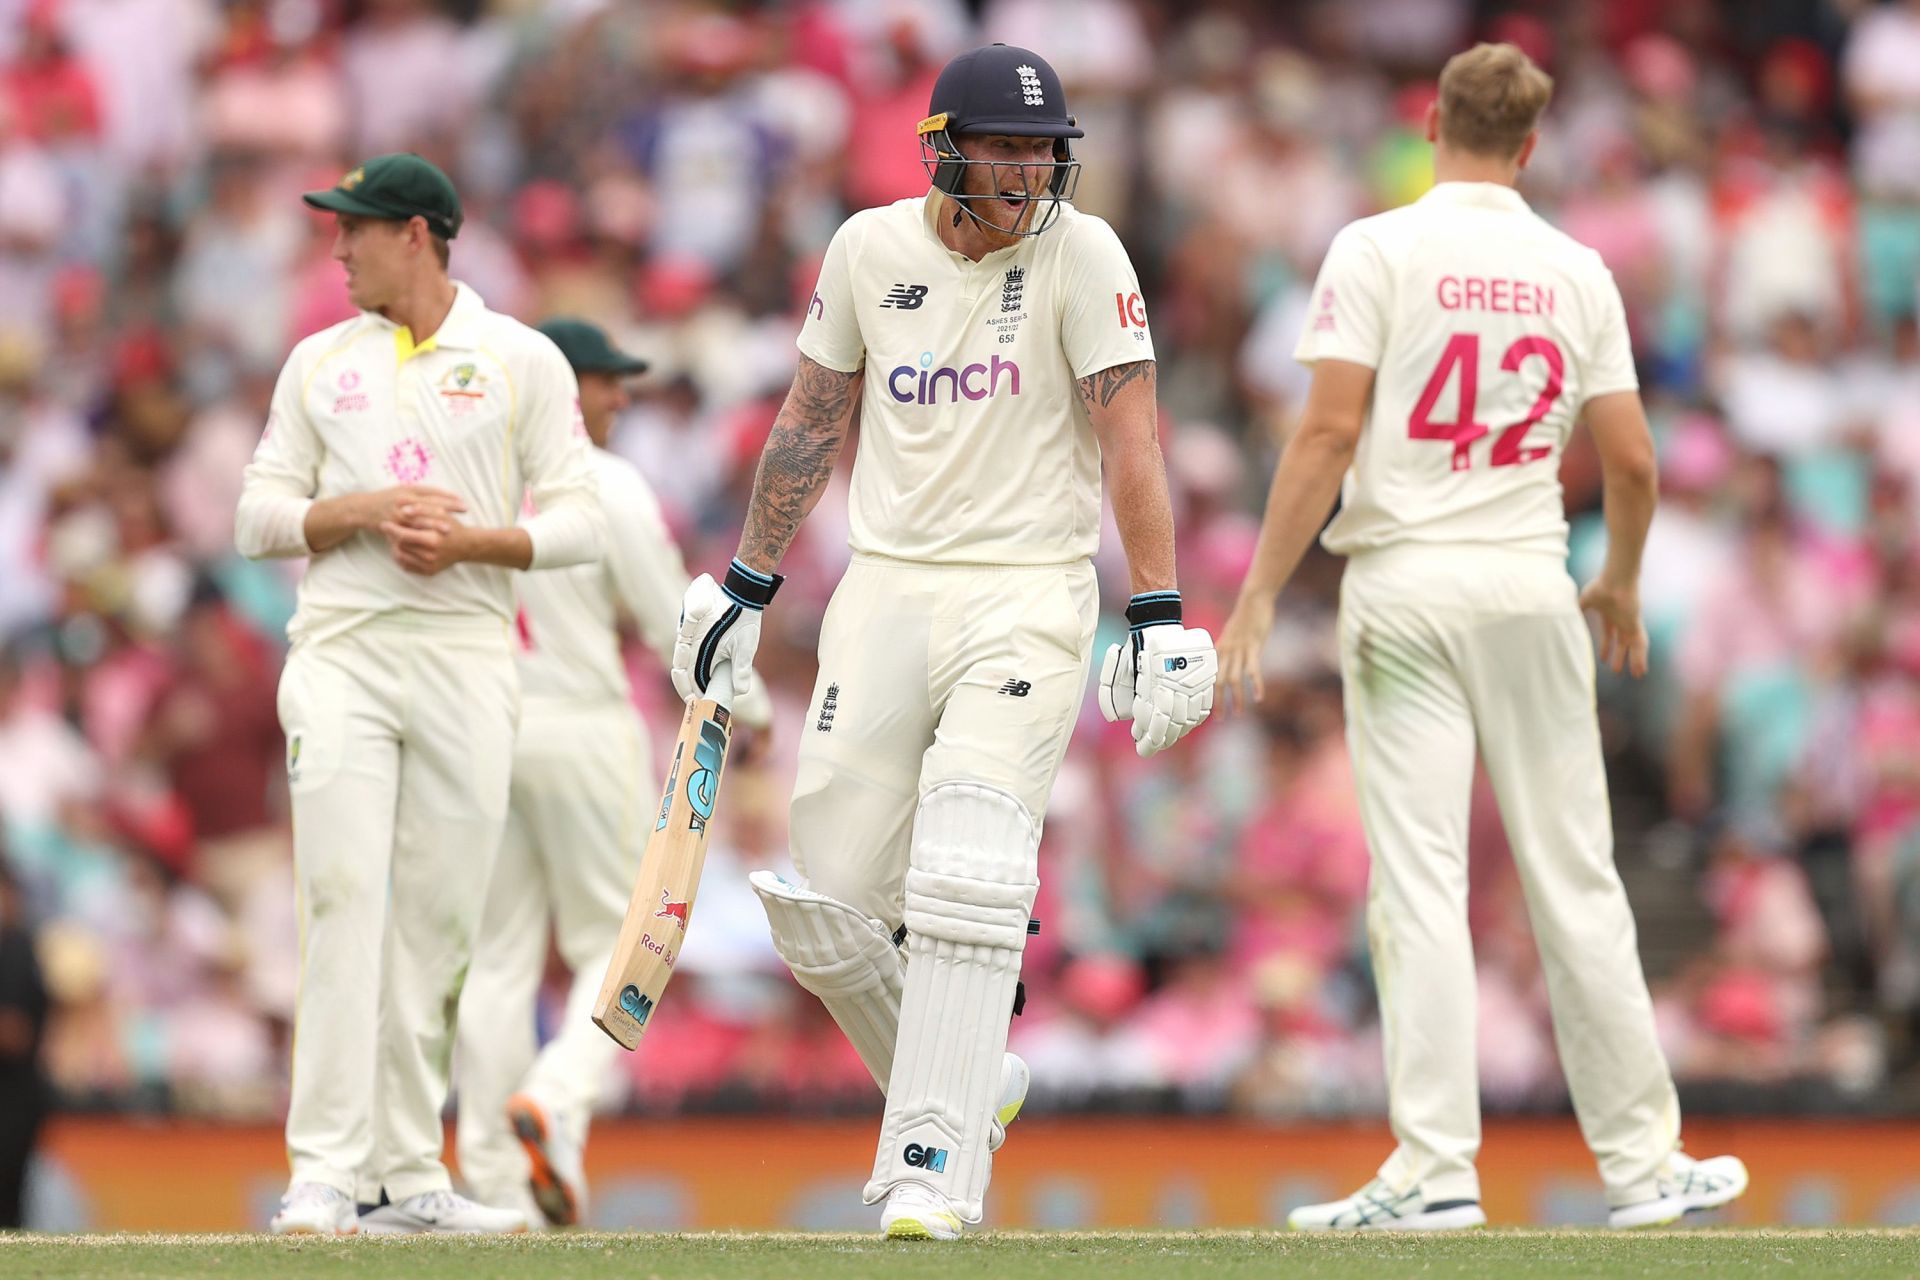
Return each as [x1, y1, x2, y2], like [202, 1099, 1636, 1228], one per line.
[670, 44, 1217, 1238]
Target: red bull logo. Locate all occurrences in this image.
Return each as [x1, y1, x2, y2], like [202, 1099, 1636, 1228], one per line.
[655, 891, 690, 931]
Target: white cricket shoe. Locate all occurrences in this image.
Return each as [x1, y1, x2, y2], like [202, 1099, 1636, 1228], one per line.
[269, 1182, 358, 1236]
[359, 1189, 529, 1235]
[1288, 1178, 1487, 1231]
[881, 1183, 966, 1240]
[987, 1052, 1030, 1154]
[507, 1091, 585, 1227]
[1609, 1151, 1749, 1229]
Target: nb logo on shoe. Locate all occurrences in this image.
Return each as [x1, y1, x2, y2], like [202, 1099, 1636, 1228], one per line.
[998, 679, 1031, 697]
[903, 1143, 948, 1173]
[1163, 657, 1188, 672]
[880, 284, 929, 310]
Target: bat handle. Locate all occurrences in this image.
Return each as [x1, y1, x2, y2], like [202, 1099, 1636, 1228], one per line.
[706, 656, 733, 712]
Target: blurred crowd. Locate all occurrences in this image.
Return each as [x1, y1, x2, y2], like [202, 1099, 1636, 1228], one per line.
[2, 0, 1919, 1127]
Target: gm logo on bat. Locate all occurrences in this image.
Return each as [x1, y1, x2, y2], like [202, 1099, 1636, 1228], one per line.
[1164, 657, 1188, 672]
[686, 716, 728, 834]
[619, 984, 655, 1028]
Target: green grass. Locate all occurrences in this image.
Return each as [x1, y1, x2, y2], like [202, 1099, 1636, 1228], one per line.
[1, 1230, 1916, 1280]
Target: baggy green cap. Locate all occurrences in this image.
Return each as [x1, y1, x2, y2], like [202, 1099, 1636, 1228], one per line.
[303, 153, 463, 240]
[537, 318, 650, 376]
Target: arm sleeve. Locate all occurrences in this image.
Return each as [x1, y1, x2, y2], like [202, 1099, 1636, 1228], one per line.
[516, 341, 607, 570]
[795, 219, 865, 374]
[1579, 268, 1640, 402]
[234, 351, 321, 559]
[1292, 225, 1390, 369]
[599, 461, 690, 668]
[1060, 214, 1156, 376]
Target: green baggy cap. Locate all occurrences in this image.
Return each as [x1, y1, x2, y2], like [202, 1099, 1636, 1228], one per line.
[303, 153, 464, 240]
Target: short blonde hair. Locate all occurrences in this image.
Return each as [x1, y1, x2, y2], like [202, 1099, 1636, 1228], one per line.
[1437, 42, 1553, 159]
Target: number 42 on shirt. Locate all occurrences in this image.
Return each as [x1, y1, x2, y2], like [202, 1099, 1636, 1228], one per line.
[1409, 332, 1565, 472]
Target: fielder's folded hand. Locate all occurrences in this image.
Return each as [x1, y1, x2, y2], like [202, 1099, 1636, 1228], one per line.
[671, 558, 783, 704]
[1097, 591, 1217, 758]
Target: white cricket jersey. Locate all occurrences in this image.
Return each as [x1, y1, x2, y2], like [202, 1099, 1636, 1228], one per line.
[1294, 182, 1639, 558]
[236, 282, 606, 644]
[798, 193, 1155, 565]
[512, 448, 688, 706]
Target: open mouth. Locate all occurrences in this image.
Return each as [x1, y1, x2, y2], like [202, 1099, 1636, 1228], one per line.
[996, 188, 1033, 217]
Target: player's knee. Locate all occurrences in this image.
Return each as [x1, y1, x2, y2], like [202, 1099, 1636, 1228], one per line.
[903, 781, 1039, 950]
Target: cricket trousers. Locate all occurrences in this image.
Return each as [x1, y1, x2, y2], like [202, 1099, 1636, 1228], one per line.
[786, 553, 1099, 927]
[1338, 544, 1681, 1210]
[454, 699, 648, 1206]
[278, 613, 519, 1204]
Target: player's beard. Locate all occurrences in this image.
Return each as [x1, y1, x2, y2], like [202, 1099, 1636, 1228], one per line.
[959, 161, 1046, 244]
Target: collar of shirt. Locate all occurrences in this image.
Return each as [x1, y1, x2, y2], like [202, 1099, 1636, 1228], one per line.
[1417, 181, 1532, 214]
[359, 280, 489, 363]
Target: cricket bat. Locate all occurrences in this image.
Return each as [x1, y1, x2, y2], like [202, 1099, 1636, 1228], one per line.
[592, 659, 735, 1050]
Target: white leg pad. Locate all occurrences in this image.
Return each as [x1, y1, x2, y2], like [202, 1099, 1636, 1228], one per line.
[750, 870, 903, 1091]
[863, 782, 1038, 1222]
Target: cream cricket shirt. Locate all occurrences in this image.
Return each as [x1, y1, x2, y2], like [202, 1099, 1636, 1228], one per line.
[797, 193, 1155, 565]
[237, 283, 605, 643]
[512, 448, 687, 705]
[1295, 182, 1639, 559]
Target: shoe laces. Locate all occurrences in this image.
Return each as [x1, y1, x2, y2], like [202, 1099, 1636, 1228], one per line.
[408, 1189, 466, 1217]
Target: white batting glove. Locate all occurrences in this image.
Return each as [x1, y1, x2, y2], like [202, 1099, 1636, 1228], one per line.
[671, 558, 782, 704]
[1097, 591, 1217, 758]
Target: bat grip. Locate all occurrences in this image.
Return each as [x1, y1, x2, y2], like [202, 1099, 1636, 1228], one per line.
[706, 656, 734, 713]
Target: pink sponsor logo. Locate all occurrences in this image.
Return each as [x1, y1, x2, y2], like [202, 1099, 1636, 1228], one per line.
[386, 438, 432, 483]
[887, 351, 1021, 405]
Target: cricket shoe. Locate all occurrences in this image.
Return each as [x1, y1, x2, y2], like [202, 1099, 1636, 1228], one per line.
[881, 1183, 966, 1240]
[507, 1091, 586, 1227]
[987, 1052, 1030, 1154]
[269, 1182, 358, 1236]
[359, 1189, 528, 1235]
[1609, 1151, 1749, 1229]
[1288, 1178, 1487, 1231]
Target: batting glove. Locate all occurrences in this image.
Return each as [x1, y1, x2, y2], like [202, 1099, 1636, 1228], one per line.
[1097, 591, 1217, 758]
[671, 558, 782, 704]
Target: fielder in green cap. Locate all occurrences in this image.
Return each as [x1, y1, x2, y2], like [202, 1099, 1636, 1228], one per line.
[244, 150, 610, 1239]
[534, 318, 649, 448]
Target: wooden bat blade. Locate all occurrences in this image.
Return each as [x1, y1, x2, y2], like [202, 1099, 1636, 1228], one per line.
[591, 690, 733, 1050]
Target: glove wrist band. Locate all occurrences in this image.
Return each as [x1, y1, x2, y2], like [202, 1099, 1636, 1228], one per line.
[723, 558, 784, 610]
[1125, 590, 1182, 631]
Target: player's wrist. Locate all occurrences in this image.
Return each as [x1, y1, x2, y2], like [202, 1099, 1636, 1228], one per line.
[1125, 590, 1182, 633]
[723, 558, 785, 610]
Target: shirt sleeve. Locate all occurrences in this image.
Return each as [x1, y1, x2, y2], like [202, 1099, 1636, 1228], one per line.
[795, 218, 865, 374]
[1292, 224, 1390, 369]
[516, 339, 607, 570]
[234, 348, 321, 559]
[598, 460, 689, 669]
[1580, 267, 1640, 402]
[1059, 213, 1156, 377]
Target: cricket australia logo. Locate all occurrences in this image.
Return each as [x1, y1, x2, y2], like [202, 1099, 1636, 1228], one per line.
[1016, 64, 1044, 106]
[1001, 266, 1025, 313]
[880, 283, 929, 310]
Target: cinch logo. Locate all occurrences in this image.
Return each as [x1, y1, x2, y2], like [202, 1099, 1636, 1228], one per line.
[888, 352, 1021, 405]
[1164, 657, 1187, 672]
[903, 1143, 948, 1173]
[619, 985, 655, 1026]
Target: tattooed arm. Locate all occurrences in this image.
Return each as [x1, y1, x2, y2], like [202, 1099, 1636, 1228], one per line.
[1078, 359, 1175, 594]
[736, 355, 863, 572]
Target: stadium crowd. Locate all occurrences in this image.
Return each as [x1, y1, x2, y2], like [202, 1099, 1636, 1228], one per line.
[1, 0, 1918, 1128]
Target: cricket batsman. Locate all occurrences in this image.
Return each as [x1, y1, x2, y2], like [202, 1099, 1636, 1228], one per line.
[671, 44, 1217, 1238]
[452, 319, 767, 1229]
[1215, 44, 1748, 1230]
[237, 154, 606, 1235]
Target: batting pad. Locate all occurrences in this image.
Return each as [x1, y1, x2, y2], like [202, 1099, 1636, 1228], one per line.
[750, 870, 903, 1090]
[863, 782, 1038, 1221]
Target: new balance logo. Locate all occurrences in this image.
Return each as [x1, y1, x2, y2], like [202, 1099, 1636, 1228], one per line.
[998, 679, 1031, 697]
[903, 1143, 948, 1173]
[881, 283, 929, 310]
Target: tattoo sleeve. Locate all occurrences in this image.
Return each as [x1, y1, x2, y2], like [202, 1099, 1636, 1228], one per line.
[737, 355, 861, 571]
[1075, 359, 1155, 411]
